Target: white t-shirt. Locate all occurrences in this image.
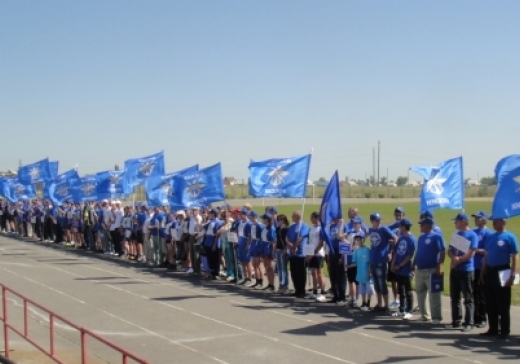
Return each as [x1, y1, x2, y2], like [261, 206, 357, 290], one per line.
[110, 208, 123, 230]
[308, 225, 325, 257]
[103, 207, 113, 226]
[188, 215, 202, 235]
[142, 214, 152, 234]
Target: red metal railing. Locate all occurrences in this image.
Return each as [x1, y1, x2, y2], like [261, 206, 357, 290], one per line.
[0, 283, 150, 364]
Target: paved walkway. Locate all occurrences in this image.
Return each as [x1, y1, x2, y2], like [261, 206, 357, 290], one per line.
[0, 235, 518, 364]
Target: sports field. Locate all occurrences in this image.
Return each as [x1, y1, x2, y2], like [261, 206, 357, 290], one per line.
[249, 200, 520, 305]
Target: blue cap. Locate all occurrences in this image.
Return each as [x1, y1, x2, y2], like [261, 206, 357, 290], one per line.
[420, 210, 434, 219]
[268, 206, 278, 214]
[419, 217, 434, 226]
[261, 213, 272, 220]
[399, 218, 412, 228]
[452, 213, 469, 221]
[395, 207, 405, 213]
[370, 213, 382, 221]
[209, 208, 218, 216]
[248, 210, 259, 218]
[239, 208, 249, 215]
[351, 217, 363, 224]
[354, 231, 365, 239]
[471, 210, 489, 219]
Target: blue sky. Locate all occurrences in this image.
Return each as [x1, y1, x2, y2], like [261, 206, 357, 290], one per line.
[1, 1, 519, 182]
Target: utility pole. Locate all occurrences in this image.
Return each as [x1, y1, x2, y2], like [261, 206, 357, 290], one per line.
[372, 147, 375, 186]
[377, 140, 381, 186]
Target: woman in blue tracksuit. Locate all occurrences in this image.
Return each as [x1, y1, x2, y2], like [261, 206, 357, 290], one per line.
[248, 210, 265, 289]
[260, 213, 276, 292]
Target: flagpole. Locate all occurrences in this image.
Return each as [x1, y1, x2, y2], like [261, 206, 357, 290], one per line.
[303, 147, 312, 290]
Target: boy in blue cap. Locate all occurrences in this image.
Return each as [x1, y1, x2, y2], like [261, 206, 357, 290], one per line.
[480, 217, 519, 339]
[387, 207, 405, 309]
[350, 231, 372, 311]
[391, 218, 416, 319]
[414, 217, 445, 324]
[446, 213, 478, 332]
[471, 210, 492, 328]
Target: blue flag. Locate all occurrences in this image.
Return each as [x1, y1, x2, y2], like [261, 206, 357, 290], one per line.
[410, 157, 464, 211]
[95, 170, 129, 198]
[491, 155, 520, 219]
[18, 158, 52, 185]
[0, 178, 36, 202]
[319, 171, 342, 255]
[49, 161, 59, 179]
[171, 163, 224, 209]
[248, 154, 311, 198]
[73, 175, 100, 203]
[145, 165, 199, 207]
[47, 169, 80, 206]
[124, 151, 165, 189]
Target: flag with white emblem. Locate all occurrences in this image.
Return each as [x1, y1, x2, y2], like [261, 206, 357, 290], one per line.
[0, 178, 36, 202]
[46, 169, 80, 205]
[73, 175, 100, 203]
[491, 154, 520, 219]
[95, 170, 129, 198]
[18, 158, 52, 185]
[170, 163, 224, 209]
[124, 151, 165, 189]
[319, 171, 342, 255]
[410, 156, 464, 211]
[248, 154, 311, 198]
[145, 165, 199, 207]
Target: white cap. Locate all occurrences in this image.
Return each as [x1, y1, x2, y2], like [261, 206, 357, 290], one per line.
[102, 199, 108, 203]
[116, 200, 121, 204]
[176, 211, 186, 217]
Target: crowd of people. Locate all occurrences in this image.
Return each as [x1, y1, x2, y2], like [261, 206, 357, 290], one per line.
[0, 199, 518, 340]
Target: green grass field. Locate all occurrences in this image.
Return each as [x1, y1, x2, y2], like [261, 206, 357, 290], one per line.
[248, 201, 520, 305]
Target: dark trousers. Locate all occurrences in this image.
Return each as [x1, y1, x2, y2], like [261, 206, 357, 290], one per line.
[485, 266, 512, 334]
[110, 230, 121, 254]
[35, 220, 42, 239]
[329, 253, 346, 301]
[205, 246, 220, 277]
[0, 214, 6, 231]
[289, 256, 307, 295]
[449, 270, 475, 326]
[473, 269, 486, 324]
[84, 225, 94, 249]
[22, 221, 28, 236]
[44, 218, 54, 241]
[189, 235, 201, 273]
[55, 224, 63, 243]
[396, 274, 413, 313]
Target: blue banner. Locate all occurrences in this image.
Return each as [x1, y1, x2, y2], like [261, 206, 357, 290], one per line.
[95, 170, 129, 197]
[73, 175, 100, 203]
[46, 169, 80, 206]
[248, 154, 311, 198]
[410, 157, 464, 211]
[145, 165, 199, 207]
[0, 178, 36, 202]
[18, 158, 52, 185]
[491, 154, 520, 219]
[319, 171, 342, 255]
[49, 161, 59, 179]
[124, 151, 165, 189]
[171, 163, 224, 209]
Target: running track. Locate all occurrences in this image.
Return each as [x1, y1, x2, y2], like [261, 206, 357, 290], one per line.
[0, 235, 518, 364]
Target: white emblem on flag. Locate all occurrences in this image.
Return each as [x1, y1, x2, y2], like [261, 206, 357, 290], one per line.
[267, 166, 289, 186]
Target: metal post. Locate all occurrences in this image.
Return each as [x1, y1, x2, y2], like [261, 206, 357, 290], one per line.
[50, 315, 55, 356]
[81, 330, 87, 364]
[23, 300, 28, 337]
[3, 288, 9, 358]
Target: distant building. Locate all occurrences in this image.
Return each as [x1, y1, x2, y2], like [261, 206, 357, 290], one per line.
[466, 179, 481, 187]
[0, 170, 17, 178]
[223, 177, 236, 186]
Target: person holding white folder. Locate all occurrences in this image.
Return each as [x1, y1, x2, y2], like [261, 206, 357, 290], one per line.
[479, 217, 519, 340]
[446, 213, 478, 332]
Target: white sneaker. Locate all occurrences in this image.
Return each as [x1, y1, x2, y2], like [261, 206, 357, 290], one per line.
[432, 319, 441, 325]
[360, 304, 370, 311]
[336, 300, 346, 307]
[186, 268, 194, 274]
[226, 276, 234, 282]
[392, 311, 405, 317]
[305, 293, 317, 300]
[245, 280, 255, 287]
[316, 294, 327, 303]
[403, 313, 413, 320]
[389, 301, 400, 309]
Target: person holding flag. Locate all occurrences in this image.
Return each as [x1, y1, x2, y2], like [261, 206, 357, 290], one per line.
[471, 211, 492, 328]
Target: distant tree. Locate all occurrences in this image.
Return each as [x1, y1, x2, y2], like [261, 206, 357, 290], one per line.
[380, 176, 388, 186]
[396, 176, 408, 186]
[480, 176, 497, 186]
[318, 177, 327, 182]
